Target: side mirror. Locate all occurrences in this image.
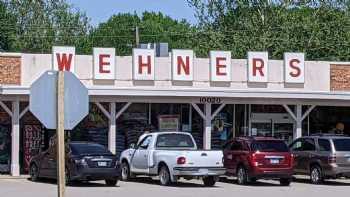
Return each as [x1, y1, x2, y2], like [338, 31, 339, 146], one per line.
[129, 143, 135, 149]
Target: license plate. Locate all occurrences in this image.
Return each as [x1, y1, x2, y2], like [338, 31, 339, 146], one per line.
[270, 159, 280, 164]
[97, 161, 107, 167]
[199, 169, 209, 174]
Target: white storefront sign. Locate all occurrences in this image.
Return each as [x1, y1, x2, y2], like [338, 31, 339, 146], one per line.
[93, 48, 115, 79]
[247, 51, 268, 83]
[172, 49, 193, 81]
[284, 52, 305, 83]
[52, 46, 75, 72]
[51, 46, 305, 85]
[133, 48, 155, 80]
[210, 51, 231, 82]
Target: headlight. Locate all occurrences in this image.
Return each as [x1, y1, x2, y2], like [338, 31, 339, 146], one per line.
[74, 158, 87, 165]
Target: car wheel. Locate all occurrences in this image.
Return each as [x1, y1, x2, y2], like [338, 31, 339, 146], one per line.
[105, 179, 118, 186]
[280, 178, 291, 186]
[159, 166, 171, 186]
[237, 166, 248, 185]
[310, 166, 323, 184]
[30, 164, 39, 182]
[121, 162, 132, 181]
[203, 176, 216, 187]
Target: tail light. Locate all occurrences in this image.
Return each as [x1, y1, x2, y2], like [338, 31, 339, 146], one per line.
[250, 152, 259, 167]
[177, 157, 186, 165]
[328, 156, 337, 164]
[289, 154, 294, 166]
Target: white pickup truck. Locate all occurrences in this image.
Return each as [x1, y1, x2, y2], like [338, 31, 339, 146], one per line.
[120, 132, 225, 186]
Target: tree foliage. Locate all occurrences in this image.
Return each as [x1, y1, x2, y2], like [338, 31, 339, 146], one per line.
[188, 0, 350, 60]
[0, 1, 16, 51]
[1, 0, 91, 53]
[87, 12, 196, 55]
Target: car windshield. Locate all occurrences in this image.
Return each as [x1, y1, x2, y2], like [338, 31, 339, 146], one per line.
[156, 133, 195, 148]
[70, 143, 111, 155]
[333, 139, 350, 151]
[251, 140, 289, 152]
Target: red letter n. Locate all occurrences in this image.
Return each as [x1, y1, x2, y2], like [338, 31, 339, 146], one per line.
[56, 53, 73, 71]
[177, 56, 190, 75]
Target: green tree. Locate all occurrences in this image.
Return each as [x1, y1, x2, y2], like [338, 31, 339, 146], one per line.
[2, 0, 91, 53]
[0, 1, 16, 51]
[188, 0, 350, 60]
[88, 12, 196, 55]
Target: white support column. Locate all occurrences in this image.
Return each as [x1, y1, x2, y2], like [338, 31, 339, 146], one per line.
[11, 100, 20, 176]
[203, 103, 211, 150]
[109, 102, 116, 154]
[295, 104, 302, 139]
[283, 104, 316, 140]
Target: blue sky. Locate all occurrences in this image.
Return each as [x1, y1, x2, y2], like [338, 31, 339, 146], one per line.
[67, 0, 197, 26]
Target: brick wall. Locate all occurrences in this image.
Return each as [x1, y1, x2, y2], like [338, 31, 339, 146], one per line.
[330, 64, 350, 91]
[0, 55, 21, 85]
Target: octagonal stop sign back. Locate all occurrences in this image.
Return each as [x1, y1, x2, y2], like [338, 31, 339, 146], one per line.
[30, 71, 89, 130]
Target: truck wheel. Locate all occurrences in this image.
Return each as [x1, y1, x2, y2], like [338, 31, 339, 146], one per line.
[105, 179, 118, 186]
[310, 165, 323, 184]
[30, 164, 39, 182]
[159, 166, 171, 186]
[237, 166, 248, 185]
[203, 176, 216, 187]
[280, 178, 291, 186]
[121, 161, 135, 181]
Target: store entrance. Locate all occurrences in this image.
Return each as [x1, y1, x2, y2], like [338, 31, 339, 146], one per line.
[251, 113, 294, 143]
[0, 124, 11, 174]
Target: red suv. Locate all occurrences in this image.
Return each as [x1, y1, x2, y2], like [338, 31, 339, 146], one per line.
[223, 137, 294, 186]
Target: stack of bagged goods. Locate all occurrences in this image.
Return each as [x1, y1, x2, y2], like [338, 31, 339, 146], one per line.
[115, 131, 126, 157]
[87, 128, 108, 147]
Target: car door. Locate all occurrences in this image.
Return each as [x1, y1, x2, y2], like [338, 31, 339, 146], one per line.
[131, 135, 152, 173]
[46, 144, 57, 178]
[230, 140, 244, 175]
[223, 141, 235, 174]
[300, 138, 316, 174]
[290, 138, 304, 173]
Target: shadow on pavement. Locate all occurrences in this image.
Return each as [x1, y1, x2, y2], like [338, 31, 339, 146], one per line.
[126, 177, 219, 188]
[293, 178, 350, 186]
[27, 178, 120, 188]
[218, 177, 290, 187]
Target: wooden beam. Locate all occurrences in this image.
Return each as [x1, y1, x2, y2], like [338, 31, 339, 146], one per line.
[211, 103, 226, 120]
[95, 102, 111, 119]
[116, 102, 132, 120]
[0, 101, 13, 117]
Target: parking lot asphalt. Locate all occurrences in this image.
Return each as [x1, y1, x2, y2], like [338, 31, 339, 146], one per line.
[1, 176, 350, 197]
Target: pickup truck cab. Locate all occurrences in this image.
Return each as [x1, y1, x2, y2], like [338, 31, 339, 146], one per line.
[120, 132, 225, 186]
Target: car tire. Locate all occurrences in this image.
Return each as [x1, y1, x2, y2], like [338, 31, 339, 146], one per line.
[105, 179, 118, 186]
[310, 165, 323, 184]
[280, 178, 291, 186]
[121, 162, 132, 181]
[159, 165, 171, 186]
[30, 164, 39, 182]
[203, 176, 216, 187]
[237, 166, 248, 185]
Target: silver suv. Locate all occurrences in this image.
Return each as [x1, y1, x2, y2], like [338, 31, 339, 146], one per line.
[289, 134, 350, 184]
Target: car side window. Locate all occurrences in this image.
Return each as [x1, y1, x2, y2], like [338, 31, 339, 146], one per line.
[318, 139, 331, 152]
[302, 139, 316, 151]
[230, 141, 242, 151]
[138, 135, 152, 149]
[290, 139, 303, 151]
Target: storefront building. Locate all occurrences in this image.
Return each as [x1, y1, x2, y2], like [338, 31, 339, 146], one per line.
[1, 47, 350, 176]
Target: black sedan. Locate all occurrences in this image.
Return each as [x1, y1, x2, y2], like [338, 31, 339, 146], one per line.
[29, 141, 121, 186]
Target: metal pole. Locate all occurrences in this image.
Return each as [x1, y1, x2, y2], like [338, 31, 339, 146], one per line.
[135, 26, 139, 47]
[232, 104, 235, 138]
[57, 71, 65, 197]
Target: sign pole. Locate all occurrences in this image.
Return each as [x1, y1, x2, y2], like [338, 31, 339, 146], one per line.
[57, 71, 65, 197]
